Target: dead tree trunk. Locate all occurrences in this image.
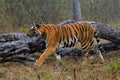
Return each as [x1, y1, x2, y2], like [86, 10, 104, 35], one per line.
[0, 21, 120, 64]
[0, 33, 46, 65]
[93, 23, 120, 45]
[72, 0, 82, 21]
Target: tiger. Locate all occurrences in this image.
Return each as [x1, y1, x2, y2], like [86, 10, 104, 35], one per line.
[27, 22, 104, 67]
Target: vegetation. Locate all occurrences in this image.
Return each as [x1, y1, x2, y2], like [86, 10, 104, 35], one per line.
[108, 61, 120, 80]
[109, 61, 120, 71]
[0, 0, 120, 33]
[0, 0, 120, 80]
[0, 51, 120, 80]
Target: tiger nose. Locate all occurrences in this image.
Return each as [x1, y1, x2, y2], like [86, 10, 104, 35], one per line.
[26, 33, 33, 37]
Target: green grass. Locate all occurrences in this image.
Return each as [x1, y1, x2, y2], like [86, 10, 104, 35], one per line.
[109, 61, 120, 70]
[41, 76, 52, 80]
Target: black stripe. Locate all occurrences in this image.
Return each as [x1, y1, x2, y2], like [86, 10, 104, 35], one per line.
[68, 26, 73, 38]
[71, 24, 78, 39]
[64, 26, 68, 40]
[79, 23, 84, 42]
[59, 27, 62, 43]
[64, 40, 69, 47]
[61, 26, 65, 41]
[42, 24, 49, 30]
[73, 37, 76, 43]
[90, 40, 94, 47]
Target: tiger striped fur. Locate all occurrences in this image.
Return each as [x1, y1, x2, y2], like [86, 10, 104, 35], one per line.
[27, 22, 104, 67]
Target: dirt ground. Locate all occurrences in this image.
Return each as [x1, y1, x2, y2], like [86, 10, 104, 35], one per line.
[0, 51, 120, 80]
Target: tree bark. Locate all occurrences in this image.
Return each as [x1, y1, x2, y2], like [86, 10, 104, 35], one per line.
[93, 23, 120, 45]
[72, 0, 82, 21]
[0, 21, 120, 64]
[0, 33, 46, 65]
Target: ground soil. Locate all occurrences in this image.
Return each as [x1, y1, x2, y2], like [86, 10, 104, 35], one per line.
[0, 50, 120, 80]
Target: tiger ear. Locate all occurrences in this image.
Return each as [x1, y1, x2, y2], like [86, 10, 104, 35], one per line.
[40, 16, 45, 24]
[33, 23, 40, 28]
[35, 24, 40, 28]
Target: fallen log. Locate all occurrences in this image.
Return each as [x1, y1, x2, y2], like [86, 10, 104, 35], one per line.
[93, 23, 120, 45]
[0, 34, 46, 65]
[0, 42, 118, 65]
[0, 33, 30, 43]
[0, 21, 120, 64]
[57, 42, 119, 57]
[0, 53, 36, 65]
[0, 35, 46, 56]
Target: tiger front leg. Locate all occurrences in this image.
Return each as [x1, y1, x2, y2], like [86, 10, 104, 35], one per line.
[34, 46, 56, 67]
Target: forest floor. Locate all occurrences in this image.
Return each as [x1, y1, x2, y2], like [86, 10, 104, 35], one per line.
[0, 50, 120, 80]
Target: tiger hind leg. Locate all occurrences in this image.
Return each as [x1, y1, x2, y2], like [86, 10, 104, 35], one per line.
[90, 47, 104, 63]
[97, 50, 104, 63]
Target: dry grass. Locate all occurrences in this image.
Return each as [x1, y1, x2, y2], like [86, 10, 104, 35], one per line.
[106, 19, 120, 28]
[0, 26, 28, 34]
[0, 51, 120, 80]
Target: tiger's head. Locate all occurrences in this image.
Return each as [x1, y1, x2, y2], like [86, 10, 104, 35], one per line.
[27, 23, 41, 37]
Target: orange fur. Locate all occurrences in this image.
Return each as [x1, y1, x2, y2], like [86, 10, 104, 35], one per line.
[27, 22, 100, 67]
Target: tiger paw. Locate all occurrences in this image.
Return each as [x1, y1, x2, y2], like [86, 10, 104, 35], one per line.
[34, 60, 43, 67]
